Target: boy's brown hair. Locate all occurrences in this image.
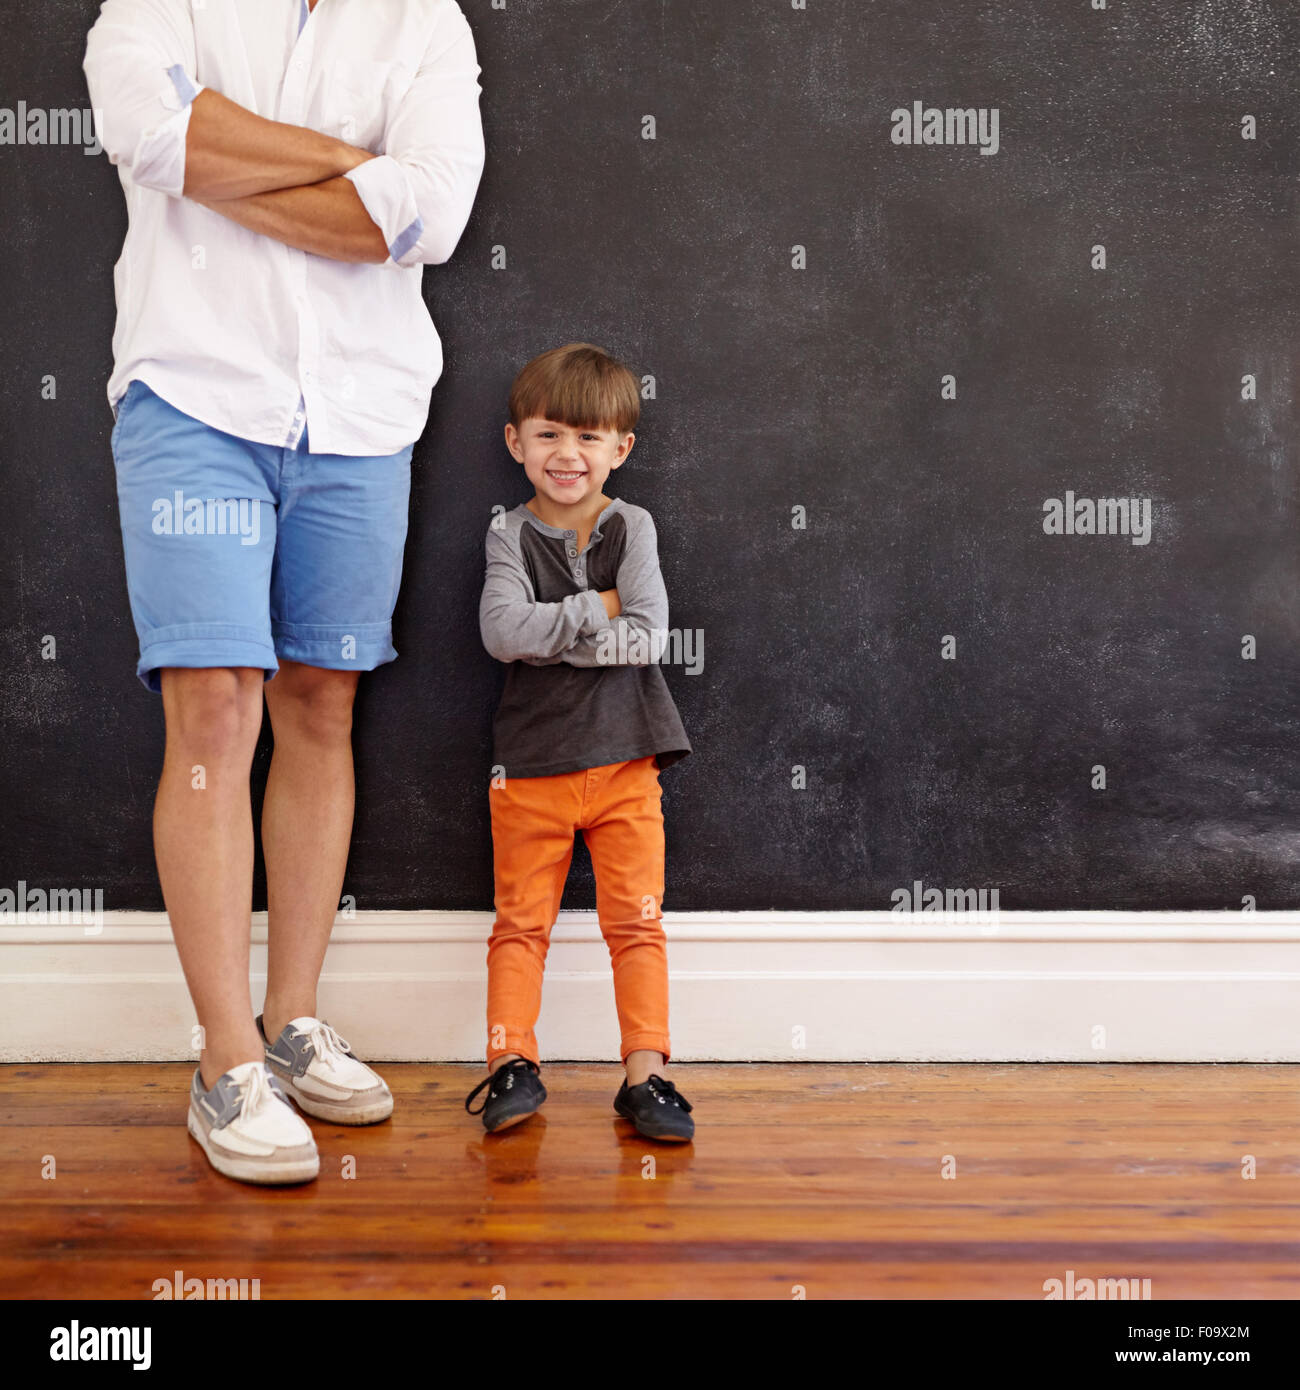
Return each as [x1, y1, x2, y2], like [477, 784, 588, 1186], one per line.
[508, 342, 641, 436]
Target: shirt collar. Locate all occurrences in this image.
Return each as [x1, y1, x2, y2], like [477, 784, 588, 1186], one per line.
[517, 497, 624, 538]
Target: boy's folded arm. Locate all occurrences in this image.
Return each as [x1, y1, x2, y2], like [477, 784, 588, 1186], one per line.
[556, 511, 671, 668]
[479, 528, 611, 663]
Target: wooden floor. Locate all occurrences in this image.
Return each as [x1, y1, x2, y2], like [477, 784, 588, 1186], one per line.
[2, 1063, 1297, 1299]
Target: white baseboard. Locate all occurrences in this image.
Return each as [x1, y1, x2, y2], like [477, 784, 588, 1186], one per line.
[3, 911, 1299, 1062]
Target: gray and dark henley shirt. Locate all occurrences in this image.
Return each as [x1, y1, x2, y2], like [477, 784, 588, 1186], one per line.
[479, 498, 692, 778]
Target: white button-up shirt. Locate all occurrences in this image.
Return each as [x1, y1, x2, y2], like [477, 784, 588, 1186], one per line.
[84, 0, 485, 455]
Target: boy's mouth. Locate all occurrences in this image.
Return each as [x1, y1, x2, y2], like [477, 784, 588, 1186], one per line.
[545, 470, 586, 485]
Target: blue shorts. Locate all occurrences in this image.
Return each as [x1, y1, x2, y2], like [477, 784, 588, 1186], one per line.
[111, 379, 413, 693]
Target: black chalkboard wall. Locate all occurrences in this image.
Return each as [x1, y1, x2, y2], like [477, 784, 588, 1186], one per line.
[2, 1, 1298, 913]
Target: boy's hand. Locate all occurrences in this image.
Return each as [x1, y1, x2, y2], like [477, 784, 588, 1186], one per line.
[598, 588, 622, 620]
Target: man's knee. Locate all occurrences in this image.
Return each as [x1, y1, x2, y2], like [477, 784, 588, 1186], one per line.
[266, 662, 358, 745]
[160, 667, 266, 760]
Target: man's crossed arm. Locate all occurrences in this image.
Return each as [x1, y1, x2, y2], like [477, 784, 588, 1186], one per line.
[184, 88, 389, 264]
[85, 0, 485, 268]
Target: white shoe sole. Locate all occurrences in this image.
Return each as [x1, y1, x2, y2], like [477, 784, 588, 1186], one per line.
[187, 1108, 320, 1185]
[280, 1085, 394, 1126]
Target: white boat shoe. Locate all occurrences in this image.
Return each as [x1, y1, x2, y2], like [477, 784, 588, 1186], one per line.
[257, 1015, 394, 1125]
[188, 1060, 320, 1185]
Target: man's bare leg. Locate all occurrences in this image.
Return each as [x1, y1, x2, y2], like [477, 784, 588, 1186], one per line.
[156, 667, 267, 1089]
[260, 660, 360, 1042]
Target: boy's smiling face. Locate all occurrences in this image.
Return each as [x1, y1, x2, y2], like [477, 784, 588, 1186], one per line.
[505, 416, 634, 517]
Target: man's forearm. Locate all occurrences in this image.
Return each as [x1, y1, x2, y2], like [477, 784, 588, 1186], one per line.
[193, 177, 389, 264]
[185, 89, 372, 200]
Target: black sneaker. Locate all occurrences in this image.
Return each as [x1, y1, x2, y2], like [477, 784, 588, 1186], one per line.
[465, 1058, 546, 1133]
[614, 1073, 694, 1142]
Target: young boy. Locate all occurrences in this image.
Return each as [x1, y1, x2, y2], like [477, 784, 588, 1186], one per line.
[465, 343, 695, 1142]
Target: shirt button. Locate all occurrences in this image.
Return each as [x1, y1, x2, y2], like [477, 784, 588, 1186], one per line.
[567, 547, 578, 558]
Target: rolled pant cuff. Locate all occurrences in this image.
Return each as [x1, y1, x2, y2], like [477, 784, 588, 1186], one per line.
[620, 1032, 671, 1064]
[486, 1039, 540, 1068]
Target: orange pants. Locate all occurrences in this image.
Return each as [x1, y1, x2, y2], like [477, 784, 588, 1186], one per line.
[486, 754, 670, 1067]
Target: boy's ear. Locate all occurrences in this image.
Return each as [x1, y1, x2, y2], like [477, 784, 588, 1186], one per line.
[503, 421, 523, 462]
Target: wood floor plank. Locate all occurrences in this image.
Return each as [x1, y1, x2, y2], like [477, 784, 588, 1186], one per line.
[1, 1063, 1296, 1299]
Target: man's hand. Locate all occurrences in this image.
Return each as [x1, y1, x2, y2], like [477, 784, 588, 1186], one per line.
[598, 588, 622, 620]
[184, 88, 374, 201]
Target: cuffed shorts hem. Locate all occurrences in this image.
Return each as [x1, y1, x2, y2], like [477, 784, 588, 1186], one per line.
[137, 624, 278, 694]
[111, 380, 413, 696]
[271, 620, 397, 672]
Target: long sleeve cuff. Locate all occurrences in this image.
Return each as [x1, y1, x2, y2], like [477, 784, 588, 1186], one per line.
[581, 587, 613, 632]
[128, 66, 204, 198]
[343, 155, 425, 267]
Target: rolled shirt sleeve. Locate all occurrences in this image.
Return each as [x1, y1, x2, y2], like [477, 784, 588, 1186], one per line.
[342, 1, 486, 267]
[83, 0, 205, 199]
